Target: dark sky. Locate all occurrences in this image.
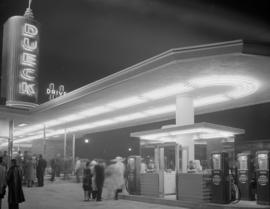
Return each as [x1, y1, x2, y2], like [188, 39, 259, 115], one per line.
[0, 0, 270, 103]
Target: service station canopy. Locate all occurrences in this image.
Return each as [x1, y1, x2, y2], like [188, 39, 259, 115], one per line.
[0, 40, 270, 146]
[130, 122, 245, 144]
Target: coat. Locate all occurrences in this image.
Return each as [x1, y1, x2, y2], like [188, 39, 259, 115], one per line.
[102, 162, 125, 199]
[7, 165, 25, 204]
[0, 165, 6, 199]
[37, 158, 47, 178]
[82, 167, 92, 191]
[94, 164, 105, 189]
[24, 157, 35, 181]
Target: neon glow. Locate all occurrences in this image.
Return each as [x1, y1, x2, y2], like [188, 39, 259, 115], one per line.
[189, 75, 260, 99]
[20, 68, 35, 81]
[114, 113, 146, 122]
[21, 52, 37, 67]
[22, 37, 37, 52]
[139, 128, 238, 140]
[23, 23, 38, 38]
[195, 133, 234, 139]
[46, 83, 67, 100]
[107, 96, 147, 108]
[142, 83, 193, 100]
[12, 75, 260, 142]
[19, 82, 35, 96]
[144, 105, 176, 116]
[79, 106, 113, 117]
[91, 119, 116, 127]
[18, 23, 39, 97]
[193, 94, 230, 107]
[18, 123, 28, 127]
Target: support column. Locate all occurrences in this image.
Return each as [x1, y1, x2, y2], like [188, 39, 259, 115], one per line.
[159, 147, 164, 171]
[72, 134, 75, 168]
[176, 96, 194, 126]
[182, 147, 188, 173]
[175, 144, 180, 172]
[43, 125, 47, 158]
[154, 146, 160, 172]
[175, 96, 195, 169]
[64, 129, 67, 160]
[8, 120, 14, 168]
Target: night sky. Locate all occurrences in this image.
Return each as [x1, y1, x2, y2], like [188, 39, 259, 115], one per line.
[0, 0, 270, 103]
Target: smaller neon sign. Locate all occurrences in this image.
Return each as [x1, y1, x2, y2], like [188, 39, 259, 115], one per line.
[46, 83, 67, 100]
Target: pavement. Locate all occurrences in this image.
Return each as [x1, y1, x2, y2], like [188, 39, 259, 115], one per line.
[1, 178, 187, 209]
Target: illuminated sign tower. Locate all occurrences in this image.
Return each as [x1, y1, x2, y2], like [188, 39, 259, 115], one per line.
[1, 0, 40, 109]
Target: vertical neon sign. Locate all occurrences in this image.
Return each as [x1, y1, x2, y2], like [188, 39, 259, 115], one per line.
[1, 4, 40, 109]
[19, 23, 38, 97]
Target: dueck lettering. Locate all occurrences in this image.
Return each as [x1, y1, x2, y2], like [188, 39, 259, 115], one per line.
[19, 23, 38, 97]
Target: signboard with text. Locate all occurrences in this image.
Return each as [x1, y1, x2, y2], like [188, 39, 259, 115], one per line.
[46, 83, 67, 100]
[1, 16, 40, 109]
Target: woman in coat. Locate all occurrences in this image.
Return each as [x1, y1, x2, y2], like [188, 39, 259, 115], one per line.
[82, 161, 92, 201]
[24, 153, 35, 187]
[102, 156, 125, 200]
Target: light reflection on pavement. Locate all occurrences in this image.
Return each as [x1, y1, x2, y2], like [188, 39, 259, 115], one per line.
[2, 181, 187, 209]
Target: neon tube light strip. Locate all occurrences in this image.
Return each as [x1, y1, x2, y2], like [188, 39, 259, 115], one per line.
[13, 75, 260, 139]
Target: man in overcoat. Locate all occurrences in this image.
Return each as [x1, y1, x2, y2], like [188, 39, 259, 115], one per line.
[36, 154, 47, 186]
[7, 159, 25, 209]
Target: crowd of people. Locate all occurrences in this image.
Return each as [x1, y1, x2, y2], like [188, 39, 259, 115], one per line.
[14, 151, 47, 188]
[76, 156, 127, 202]
[0, 151, 127, 208]
[0, 150, 47, 209]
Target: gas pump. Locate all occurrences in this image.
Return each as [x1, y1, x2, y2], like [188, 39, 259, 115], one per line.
[126, 155, 141, 195]
[256, 151, 270, 205]
[211, 152, 230, 204]
[237, 153, 255, 200]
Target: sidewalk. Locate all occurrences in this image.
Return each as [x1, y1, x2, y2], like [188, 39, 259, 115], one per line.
[1, 180, 187, 209]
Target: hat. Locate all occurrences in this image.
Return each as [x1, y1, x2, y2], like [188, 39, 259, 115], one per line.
[90, 160, 98, 166]
[111, 156, 125, 162]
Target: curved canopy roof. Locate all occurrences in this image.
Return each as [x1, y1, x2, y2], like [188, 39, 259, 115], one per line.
[1, 40, 270, 146]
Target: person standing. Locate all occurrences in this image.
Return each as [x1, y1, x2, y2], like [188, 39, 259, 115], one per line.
[24, 153, 34, 187]
[15, 151, 23, 171]
[0, 157, 7, 209]
[36, 155, 47, 187]
[82, 161, 92, 201]
[7, 159, 25, 209]
[55, 154, 61, 177]
[90, 160, 98, 199]
[2, 151, 8, 169]
[94, 160, 105, 201]
[50, 157, 56, 182]
[74, 157, 81, 183]
[110, 156, 126, 200]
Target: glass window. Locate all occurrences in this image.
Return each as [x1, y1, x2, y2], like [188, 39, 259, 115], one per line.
[258, 153, 268, 170]
[238, 155, 248, 170]
[212, 154, 221, 170]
